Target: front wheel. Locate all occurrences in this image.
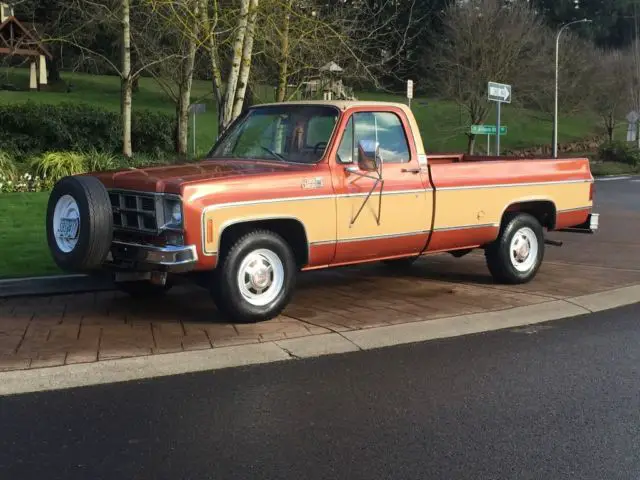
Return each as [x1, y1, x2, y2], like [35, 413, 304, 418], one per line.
[212, 230, 297, 323]
[485, 213, 545, 284]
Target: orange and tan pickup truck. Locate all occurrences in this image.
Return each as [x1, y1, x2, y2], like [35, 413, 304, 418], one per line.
[45, 100, 599, 322]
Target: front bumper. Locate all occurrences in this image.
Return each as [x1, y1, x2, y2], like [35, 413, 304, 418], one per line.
[105, 241, 198, 273]
[558, 213, 600, 234]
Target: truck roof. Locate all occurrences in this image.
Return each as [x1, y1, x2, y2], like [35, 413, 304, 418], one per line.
[254, 100, 413, 111]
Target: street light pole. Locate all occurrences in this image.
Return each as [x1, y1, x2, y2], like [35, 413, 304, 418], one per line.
[553, 18, 592, 158]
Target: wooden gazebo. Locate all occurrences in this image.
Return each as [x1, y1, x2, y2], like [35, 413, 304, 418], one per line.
[0, 2, 52, 90]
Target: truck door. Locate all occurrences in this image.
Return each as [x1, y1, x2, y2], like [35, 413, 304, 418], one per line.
[329, 107, 433, 265]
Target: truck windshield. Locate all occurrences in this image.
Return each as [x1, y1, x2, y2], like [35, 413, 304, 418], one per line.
[209, 105, 339, 164]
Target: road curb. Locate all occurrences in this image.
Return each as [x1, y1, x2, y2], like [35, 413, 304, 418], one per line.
[0, 284, 637, 397]
[0, 274, 114, 298]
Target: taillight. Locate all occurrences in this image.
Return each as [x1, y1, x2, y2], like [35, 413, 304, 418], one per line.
[589, 182, 594, 201]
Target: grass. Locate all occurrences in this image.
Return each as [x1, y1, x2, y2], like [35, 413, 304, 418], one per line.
[0, 193, 58, 279]
[590, 161, 640, 176]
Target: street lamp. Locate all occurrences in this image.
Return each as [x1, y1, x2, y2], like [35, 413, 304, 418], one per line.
[553, 18, 592, 158]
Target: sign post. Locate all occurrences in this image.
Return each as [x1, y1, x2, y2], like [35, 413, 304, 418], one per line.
[471, 125, 508, 155]
[487, 82, 512, 156]
[188, 103, 207, 159]
[406, 80, 414, 109]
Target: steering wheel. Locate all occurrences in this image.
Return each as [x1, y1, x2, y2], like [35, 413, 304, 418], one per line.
[313, 142, 328, 156]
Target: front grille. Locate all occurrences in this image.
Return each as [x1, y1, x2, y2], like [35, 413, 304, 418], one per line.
[109, 190, 158, 233]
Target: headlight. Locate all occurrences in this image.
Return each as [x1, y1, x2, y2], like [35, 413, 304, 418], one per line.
[162, 198, 183, 229]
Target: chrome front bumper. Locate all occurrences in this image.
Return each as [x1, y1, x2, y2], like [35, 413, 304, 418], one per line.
[558, 213, 600, 234]
[105, 241, 198, 273]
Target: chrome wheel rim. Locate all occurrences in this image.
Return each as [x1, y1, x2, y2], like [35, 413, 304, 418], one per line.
[509, 227, 538, 272]
[52, 194, 81, 253]
[237, 248, 284, 307]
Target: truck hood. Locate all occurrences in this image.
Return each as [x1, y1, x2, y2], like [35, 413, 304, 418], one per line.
[92, 159, 312, 194]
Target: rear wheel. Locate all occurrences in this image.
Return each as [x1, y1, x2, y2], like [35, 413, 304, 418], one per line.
[212, 230, 297, 323]
[485, 213, 544, 284]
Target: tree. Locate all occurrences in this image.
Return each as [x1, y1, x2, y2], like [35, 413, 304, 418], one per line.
[430, 0, 547, 153]
[136, 0, 202, 157]
[521, 31, 598, 125]
[592, 49, 632, 142]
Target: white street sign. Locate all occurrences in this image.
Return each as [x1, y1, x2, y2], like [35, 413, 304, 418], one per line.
[407, 80, 414, 100]
[627, 110, 639, 124]
[488, 81, 512, 104]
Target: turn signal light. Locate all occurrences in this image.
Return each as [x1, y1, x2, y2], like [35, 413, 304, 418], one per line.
[206, 219, 214, 244]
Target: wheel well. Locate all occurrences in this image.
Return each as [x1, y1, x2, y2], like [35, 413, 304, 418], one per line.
[218, 219, 309, 268]
[502, 200, 557, 229]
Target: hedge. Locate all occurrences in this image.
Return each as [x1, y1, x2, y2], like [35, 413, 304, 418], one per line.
[0, 101, 176, 155]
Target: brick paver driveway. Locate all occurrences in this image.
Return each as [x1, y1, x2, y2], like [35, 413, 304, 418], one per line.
[2, 252, 639, 372]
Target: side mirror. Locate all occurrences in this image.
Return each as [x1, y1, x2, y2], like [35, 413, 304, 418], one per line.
[357, 140, 381, 172]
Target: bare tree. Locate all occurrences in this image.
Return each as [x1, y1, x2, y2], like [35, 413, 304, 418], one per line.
[592, 49, 632, 143]
[523, 31, 598, 128]
[430, 0, 547, 153]
[132, 0, 203, 157]
[35, 0, 180, 157]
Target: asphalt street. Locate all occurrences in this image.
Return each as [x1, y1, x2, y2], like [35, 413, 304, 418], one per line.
[1, 303, 640, 480]
[545, 174, 640, 268]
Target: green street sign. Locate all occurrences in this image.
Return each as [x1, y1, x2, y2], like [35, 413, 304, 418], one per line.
[471, 125, 507, 135]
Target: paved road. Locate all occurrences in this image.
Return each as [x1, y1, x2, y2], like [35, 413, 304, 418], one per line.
[546, 175, 640, 269]
[1, 303, 640, 480]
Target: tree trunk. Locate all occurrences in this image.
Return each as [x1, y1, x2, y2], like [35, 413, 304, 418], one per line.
[276, 0, 293, 102]
[466, 134, 476, 155]
[121, 0, 132, 158]
[175, 1, 200, 158]
[200, 0, 225, 139]
[232, 0, 260, 120]
[221, 0, 250, 131]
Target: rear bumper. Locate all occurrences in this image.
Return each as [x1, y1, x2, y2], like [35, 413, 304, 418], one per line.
[104, 241, 198, 273]
[557, 213, 599, 234]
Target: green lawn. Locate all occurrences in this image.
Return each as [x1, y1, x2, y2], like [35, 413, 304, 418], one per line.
[0, 192, 59, 279]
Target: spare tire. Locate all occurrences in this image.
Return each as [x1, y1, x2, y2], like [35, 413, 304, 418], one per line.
[46, 175, 113, 272]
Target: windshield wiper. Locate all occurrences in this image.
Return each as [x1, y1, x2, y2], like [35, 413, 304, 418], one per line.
[260, 146, 288, 162]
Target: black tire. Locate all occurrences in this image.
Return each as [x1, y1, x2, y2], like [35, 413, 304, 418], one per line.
[212, 230, 297, 323]
[381, 256, 419, 270]
[485, 213, 545, 284]
[46, 175, 113, 273]
[115, 279, 173, 298]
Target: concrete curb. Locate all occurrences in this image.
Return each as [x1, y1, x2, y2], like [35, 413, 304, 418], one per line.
[0, 274, 114, 298]
[0, 284, 638, 397]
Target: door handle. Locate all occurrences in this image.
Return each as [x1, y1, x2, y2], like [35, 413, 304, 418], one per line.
[401, 167, 421, 174]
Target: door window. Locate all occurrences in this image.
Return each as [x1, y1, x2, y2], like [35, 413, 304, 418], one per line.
[336, 111, 411, 164]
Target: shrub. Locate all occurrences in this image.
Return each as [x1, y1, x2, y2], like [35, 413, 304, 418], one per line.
[0, 101, 176, 155]
[30, 151, 87, 183]
[82, 148, 118, 172]
[0, 150, 18, 180]
[597, 140, 640, 166]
